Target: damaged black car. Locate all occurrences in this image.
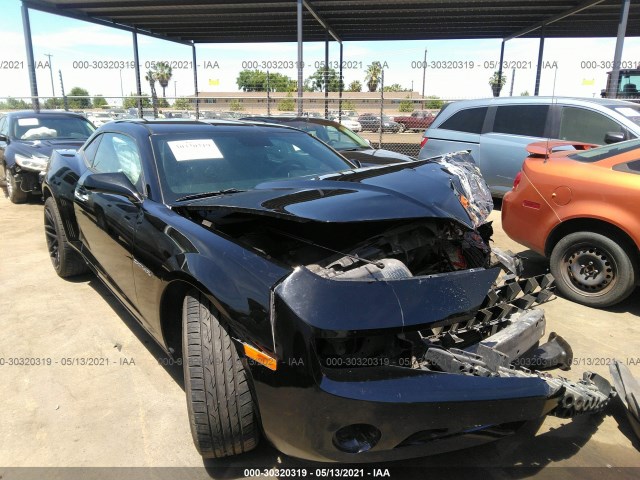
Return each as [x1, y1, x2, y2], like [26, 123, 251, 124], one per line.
[42, 119, 612, 462]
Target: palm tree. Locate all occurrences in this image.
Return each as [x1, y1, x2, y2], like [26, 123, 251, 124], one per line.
[154, 61, 173, 98]
[145, 69, 159, 118]
[364, 61, 382, 92]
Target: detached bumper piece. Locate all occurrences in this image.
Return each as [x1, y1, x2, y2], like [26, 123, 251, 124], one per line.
[610, 360, 640, 439]
[424, 310, 613, 419]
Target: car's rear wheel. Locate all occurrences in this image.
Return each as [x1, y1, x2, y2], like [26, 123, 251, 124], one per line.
[182, 290, 260, 458]
[44, 197, 88, 278]
[397, 123, 406, 133]
[550, 231, 638, 308]
[6, 169, 29, 204]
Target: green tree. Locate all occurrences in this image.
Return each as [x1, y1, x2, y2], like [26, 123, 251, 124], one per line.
[304, 67, 342, 92]
[424, 95, 444, 109]
[229, 99, 244, 111]
[0, 98, 29, 110]
[520, 90, 530, 96]
[173, 97, 191, 109]
[364, 61, 382, 92]
[383, 83, 409, 92]
[347, 81, 362, 92]
[93, 95, 108, 108]
[68, 87, 91, 109]
[122, 93, 151, 109]
[145, 69, 159, 118]
[399, 96, 415, 112]
[44, 98, 65, 109]
[153, 61, 173, 98]
[341, 100, 356, 111]
[236, 69, 295, 92]
[277, 93, 295, 112]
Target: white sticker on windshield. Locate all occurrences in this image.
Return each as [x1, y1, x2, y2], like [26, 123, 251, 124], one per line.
[615, 107, 640, 118]
[18, 118, 39, 126]
[168, 139, 223, 161]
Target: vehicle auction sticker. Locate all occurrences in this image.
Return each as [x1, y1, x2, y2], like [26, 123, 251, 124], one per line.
[168, 139, 224, 161]
[17, 118, 39, 126]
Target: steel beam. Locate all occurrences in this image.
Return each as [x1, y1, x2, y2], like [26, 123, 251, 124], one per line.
[338, 42, 343, 121]
[303, 0, 341, 43]
[324, 33, 329, 119]
[607, 0, 631, 98]
[192, 42, 199, 118]
[297, 0, 303, 115]
[497, 41, 505, 97]
[132, 30, 143, 117]
[21, 3, 39, 112]
[534, 32, 545, 96]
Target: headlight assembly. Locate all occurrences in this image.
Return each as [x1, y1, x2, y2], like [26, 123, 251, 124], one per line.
[14, 153, 49, 171]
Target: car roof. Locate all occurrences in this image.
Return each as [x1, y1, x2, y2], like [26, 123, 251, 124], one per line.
[442, 96, 638, 108]
[104, 118, 301, 135]
[4, 110, 88, 119]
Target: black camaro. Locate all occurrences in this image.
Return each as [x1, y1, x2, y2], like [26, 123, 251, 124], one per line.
[42, 119, 611, 462]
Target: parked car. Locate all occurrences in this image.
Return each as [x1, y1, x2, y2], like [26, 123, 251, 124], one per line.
[0, 110, 95, 203]
[502, 139, 640, 307]
[87, 112, 114, 127]
[42, 119, 610, 461]
[418, 97, 640, 197]
[242, 116, 413, 165]
[328, 115, 362, 132]
[393, 110, 435, 132]
[357, 114, 401, 132]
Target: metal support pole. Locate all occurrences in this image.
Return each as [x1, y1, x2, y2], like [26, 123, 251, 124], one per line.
[21, 3, 39, 112]
[379, 69, 384, 148]
[59, 70, 68, 111]
[297, 0, 304, 115]
[497, 40, 505, 96]
[132, 30, 143, 117]
[534, 30, 545, 96]
[192, 42, 199, 118]
[421, 49, 427, 110]
[267, 71, 271, 116]
[324, 33, 329, 119]
[44, 53, 55, 98]
[608, 0, 631, 98]
[338, 42, 343, 121]
[509, 68, 515, 96]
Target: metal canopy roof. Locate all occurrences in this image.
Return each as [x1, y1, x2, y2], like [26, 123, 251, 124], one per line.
[23, 0, 640, 44]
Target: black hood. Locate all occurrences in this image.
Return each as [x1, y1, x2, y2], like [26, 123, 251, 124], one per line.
[185, 160, 474, 229]
[340, 148, 415, 166]
[11, 138, 86, 158]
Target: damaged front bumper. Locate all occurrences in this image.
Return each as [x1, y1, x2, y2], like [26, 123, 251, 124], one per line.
[251, 264, 613, 462]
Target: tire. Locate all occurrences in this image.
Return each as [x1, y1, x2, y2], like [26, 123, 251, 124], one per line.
[44, 197, 88, 278]
[183, 290, 260, 458]
[550, 231, 638, 308]
[397, 123, 406, 133]
[6, 168, 29, 204]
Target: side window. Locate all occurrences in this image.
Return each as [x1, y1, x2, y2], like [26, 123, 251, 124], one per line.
[439, 107, 487, 134]
[492, 105, 549, 137]
[559, 107, 624, 145]
[82, 134, 103, 165]
[613, 160, 640, 175]
[0, 116, 7, 136]
[92, 133, 143, 192]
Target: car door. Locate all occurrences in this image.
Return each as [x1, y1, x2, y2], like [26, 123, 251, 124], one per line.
[479, 104, 551, 197]
[73, 132, 144, 312]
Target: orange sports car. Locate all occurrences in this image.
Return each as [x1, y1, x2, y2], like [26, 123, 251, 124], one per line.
[502, 139, 640, 308]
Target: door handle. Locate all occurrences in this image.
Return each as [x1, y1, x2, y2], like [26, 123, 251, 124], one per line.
[74, 186, 90, 203]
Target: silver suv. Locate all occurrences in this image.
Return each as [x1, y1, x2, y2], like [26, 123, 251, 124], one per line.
[418, 97, 640, 197]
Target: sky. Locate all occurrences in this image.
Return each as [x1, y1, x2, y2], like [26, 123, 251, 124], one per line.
[1, 0, 639, 105]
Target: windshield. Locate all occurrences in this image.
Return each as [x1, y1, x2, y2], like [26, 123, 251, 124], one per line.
[287, 122, 369, 150]
[152, 129, 356, 203]
[568, 138, 640, 163]
[605, 103, 640, 127]
[12, 116, 95, 140]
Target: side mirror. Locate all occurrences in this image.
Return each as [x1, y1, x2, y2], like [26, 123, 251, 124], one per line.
[0, 134, 9, 144]
[83, 172, 142, 204]
[604, 132, 625, 144]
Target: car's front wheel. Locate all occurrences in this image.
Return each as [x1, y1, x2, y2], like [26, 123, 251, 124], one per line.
[550, 231, 638, 308]
[182, 290, 260, 458]
[44, 197, 88, 277]
[397, 123, 406, 133]
[6, 168, 29, 204]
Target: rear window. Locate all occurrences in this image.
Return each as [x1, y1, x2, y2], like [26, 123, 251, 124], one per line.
[439, 107, 487, 134]
[568, 138, 640, 163]
[605, 104, 640, 127]
[492, 105, 549, 137]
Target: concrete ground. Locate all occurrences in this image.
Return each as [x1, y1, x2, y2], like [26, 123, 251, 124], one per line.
[0, 193, 638, 480]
